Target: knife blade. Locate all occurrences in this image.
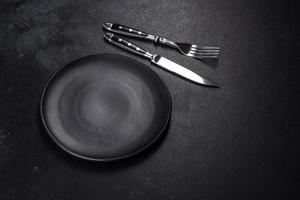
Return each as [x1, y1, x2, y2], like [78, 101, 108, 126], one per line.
[151, 55, 219, 87]
[104, 32, 219, 87]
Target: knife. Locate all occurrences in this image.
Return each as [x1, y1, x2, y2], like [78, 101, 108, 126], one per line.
[104, 32, 219, 87]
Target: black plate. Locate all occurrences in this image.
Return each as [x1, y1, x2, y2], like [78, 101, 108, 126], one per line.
[40, 54, 172, 161]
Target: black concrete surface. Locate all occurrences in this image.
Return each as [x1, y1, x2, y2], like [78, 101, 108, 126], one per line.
[0, 0, 299, 199]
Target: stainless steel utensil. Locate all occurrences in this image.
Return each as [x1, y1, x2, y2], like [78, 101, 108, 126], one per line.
[104, 32, 219, 87]
[103, 23, 220, 60]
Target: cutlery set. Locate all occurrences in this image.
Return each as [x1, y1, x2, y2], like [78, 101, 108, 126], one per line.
[103, 22, 221, 87]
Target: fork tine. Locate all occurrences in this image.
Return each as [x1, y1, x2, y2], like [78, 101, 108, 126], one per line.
[191, 51, 220, 54]
[189, 50, 219, 55]
[192, 45, 221, 50]
[189, 52, 219, 58]
[192, 54, 219, 58]
[191, 48, 220, 53]
[192, 48, 220, 52]
[195, 56, 219, 59]
[199, 46, 221, 50]
[194, 55, 219, 59]
[190, 54, 219, 58]
[188, 52, 219, 58]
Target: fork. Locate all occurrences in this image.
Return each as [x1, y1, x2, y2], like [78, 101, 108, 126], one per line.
[103, 22, 220, 60]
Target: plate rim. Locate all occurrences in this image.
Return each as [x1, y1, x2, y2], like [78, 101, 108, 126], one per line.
[40, 53, 172, 162]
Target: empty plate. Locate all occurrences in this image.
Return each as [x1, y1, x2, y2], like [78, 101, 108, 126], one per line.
[40, 54, 172, 161]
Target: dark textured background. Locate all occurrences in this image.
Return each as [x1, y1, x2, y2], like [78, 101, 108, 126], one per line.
[0, 0, 299, 199]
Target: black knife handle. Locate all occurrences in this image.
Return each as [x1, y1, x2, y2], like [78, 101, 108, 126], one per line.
[104, 32, 153, 59]
[103, 22, 159, 43]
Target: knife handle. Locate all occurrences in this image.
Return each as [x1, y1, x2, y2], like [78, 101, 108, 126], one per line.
[103, 23, 159, 42]
[104, 32, 153, 59]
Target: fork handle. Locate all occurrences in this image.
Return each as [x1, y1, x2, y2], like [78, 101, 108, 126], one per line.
[103, 23, 178, 49]
[103, 22, 159, 42]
